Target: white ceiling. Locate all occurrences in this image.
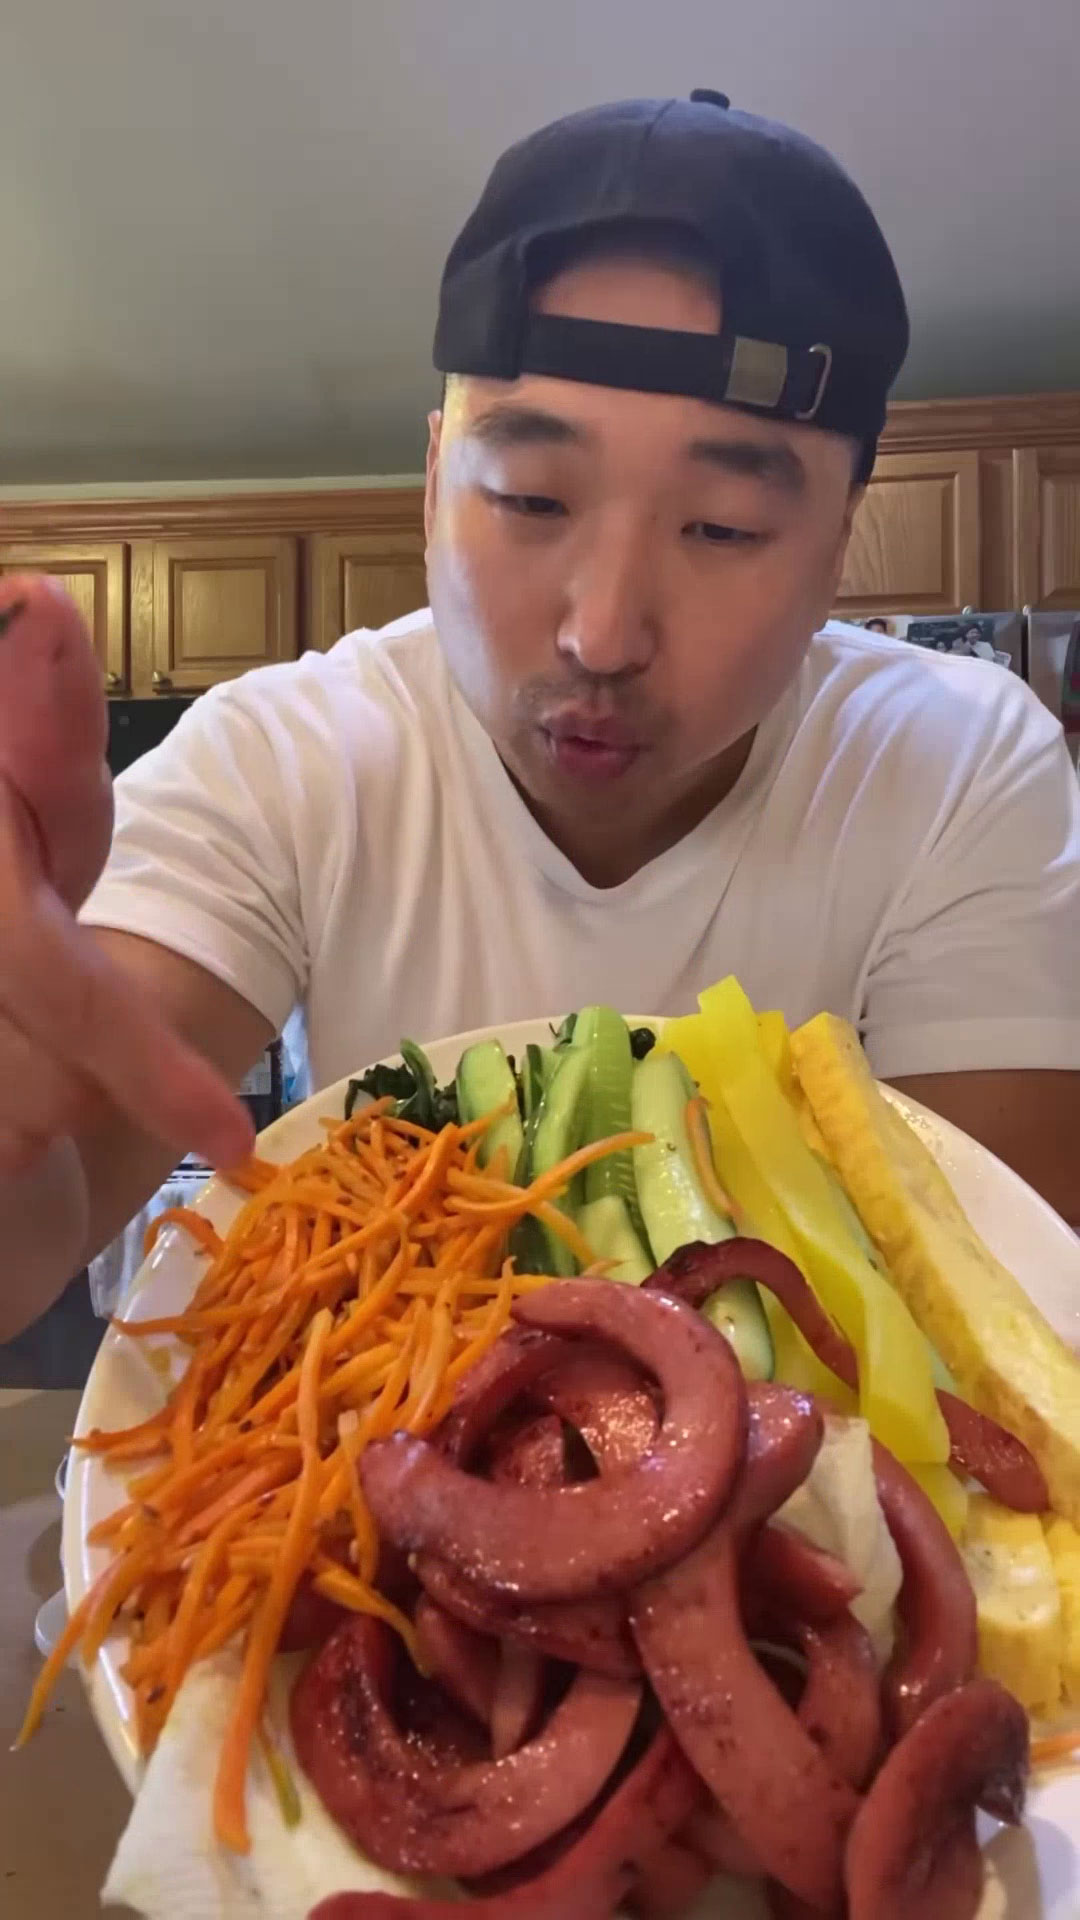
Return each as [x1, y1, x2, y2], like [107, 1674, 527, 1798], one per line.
[2, 0, 1078, 485]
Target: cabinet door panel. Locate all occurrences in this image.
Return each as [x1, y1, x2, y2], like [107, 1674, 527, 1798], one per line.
[308, 527, 426, 653]
[836, 451, 980, 614]
[147, 536, 298, 691]
[1014, 446, 1080, 608]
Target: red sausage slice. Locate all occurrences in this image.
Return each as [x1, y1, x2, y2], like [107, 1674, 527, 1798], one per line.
[362, 1282, 748, 1602]
[647, 1239, 859, 1391]
[743, 1521, 862, 1627]
[413, 1596, 497, 1728]
[490, 1642, 546, 1760]
[308, 1728, 696, 1920]
[795, 1613, 882, 1790]
[937, 1390, 1049, 1513]
[872, 1441, 978, 1736]
[650, 1239, 1050, 1513]
[632, 1385, 858, 1914]
[487, 1412, 567, 1489]
[415, 1554, 640, 1679]
[531, 1347, 659, 1473]
[437, 1330, 570, 1467]
[844, 1679, 1028, 1920]
[290, 1615, 641, 1878]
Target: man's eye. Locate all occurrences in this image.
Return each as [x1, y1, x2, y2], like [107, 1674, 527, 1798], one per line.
[685, 521, 760, 546]
[489, 490, 567, 519]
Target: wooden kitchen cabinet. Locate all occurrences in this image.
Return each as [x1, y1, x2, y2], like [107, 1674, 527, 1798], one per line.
[132, 534, 299, 693]
[836, 450, 981, 614]
[307, 524, 427, 652]
[0, 540, 127, 690]
[1013, 444, 1080, 609]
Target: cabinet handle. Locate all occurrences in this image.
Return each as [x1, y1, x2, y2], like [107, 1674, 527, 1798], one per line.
[104, 670, 122, 691]
[152, 670, 173, 691]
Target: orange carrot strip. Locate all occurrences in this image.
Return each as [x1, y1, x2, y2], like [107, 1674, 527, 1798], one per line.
[144, 1206, 225, 1260]
[213, 1307, 331, 1852]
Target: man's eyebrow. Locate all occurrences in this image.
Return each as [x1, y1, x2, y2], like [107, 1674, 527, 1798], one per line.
[467, 405, 593, 450]
[687, 436, 806, 494]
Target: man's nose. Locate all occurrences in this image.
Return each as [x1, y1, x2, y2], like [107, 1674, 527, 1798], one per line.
[555, 519, 658, 677]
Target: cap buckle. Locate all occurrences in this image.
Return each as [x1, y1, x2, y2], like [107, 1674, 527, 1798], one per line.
[793, 343, 833, 422]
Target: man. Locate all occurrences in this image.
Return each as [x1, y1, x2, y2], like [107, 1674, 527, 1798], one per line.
[1, 92, 1078, 1339]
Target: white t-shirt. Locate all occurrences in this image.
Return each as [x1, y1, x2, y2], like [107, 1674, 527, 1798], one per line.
[82, 612, 1080, 1090]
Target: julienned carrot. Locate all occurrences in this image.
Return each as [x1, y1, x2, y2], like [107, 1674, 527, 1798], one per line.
[213, 1308, 331, 1852]
[144, 1206, 225, 1261]
[27, 1099, 643, 1848]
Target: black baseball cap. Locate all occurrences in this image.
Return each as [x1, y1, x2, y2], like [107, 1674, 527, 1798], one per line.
[434, 92, 909, 477]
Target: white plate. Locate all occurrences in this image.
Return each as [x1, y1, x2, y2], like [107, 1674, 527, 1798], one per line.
[63, 1020, 1080, 1917]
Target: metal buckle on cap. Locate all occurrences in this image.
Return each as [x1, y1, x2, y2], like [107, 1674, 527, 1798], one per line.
[793, 343, 833, 421]
[723, 337, 788, 412]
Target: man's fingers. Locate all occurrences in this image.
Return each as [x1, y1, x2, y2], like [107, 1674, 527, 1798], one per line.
[1, 883, 253, 1174]
[0, 577, 113, 910]
[0, 1007, 86, 1141]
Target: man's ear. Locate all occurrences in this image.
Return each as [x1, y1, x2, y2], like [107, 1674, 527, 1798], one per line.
[424, 409, 443, 548]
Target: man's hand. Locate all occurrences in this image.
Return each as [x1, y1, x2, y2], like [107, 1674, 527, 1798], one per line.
[0, 574, 253, 1178]
[890, 1069, 1080, 1234]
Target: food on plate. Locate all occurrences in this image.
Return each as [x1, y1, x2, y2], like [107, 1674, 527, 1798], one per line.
[23, 982, 1080, 1918]
[961, 1496, 1063, 1716]
[16, 1100, 645, 1847]
[791, 1008, 1080, 1525]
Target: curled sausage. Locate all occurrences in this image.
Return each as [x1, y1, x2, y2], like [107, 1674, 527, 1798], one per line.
[277, 1579, 348, 1654]
[743, 1521, 862, 1627]
[794, 1613, 882, 1790]
[488, 1412, 567, 1489]
[844, 1679, 1028, 1920]
[290, 1615, 641, 1878]
[871, 1441, 977, 1737]
[437, 1330, 569, 1467]
[647, 1238, 859, 1391]
[415, 1554, 639, 1679]
[362, 1282, 748, 1603]
[308, 1728, 698, 1920]
[531, 1346, 659, 1473]
[937, 1390, 1049, 1512]
[650, 1239, 1048, 1513]
[413, 1596, 497, 1728]
[631, 1385, 858, 1914]
[490, 1642, 546, 1760]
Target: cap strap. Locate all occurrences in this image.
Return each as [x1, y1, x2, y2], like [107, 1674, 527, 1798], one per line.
[515, 312, 880, 435]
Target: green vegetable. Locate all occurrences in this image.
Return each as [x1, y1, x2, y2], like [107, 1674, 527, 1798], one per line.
[573, 1006, 642, 1232]
[631, 1050, 774, 1380]
[520, 1044, 591, 1275]
[456, 1040, 524, 1173]
[345, 1039, 459, 1129]
[631, 1052, 736, 1265]
[577, 1195, 652, 1285]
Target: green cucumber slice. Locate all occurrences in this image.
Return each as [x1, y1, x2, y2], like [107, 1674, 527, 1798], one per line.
[572, 1007, 642, 1232]
[455, 1040, 524, 1174]
[522, 1044, 591, 1275]
[577, 1195, 652, 1286]
[631, 1051, 774, 1379]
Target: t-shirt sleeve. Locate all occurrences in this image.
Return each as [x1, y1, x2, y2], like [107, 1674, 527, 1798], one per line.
[80, 685, 307, 1034]
[860, 689, 1080, 1080]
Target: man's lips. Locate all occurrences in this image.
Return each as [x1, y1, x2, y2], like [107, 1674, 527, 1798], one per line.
[538, 712, 646, 783]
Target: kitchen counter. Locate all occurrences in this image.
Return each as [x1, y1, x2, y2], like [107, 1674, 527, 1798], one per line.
[0, 1389, 134, 1919]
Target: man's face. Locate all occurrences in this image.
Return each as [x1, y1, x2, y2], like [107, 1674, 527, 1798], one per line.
[424, 254, 862, 882]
